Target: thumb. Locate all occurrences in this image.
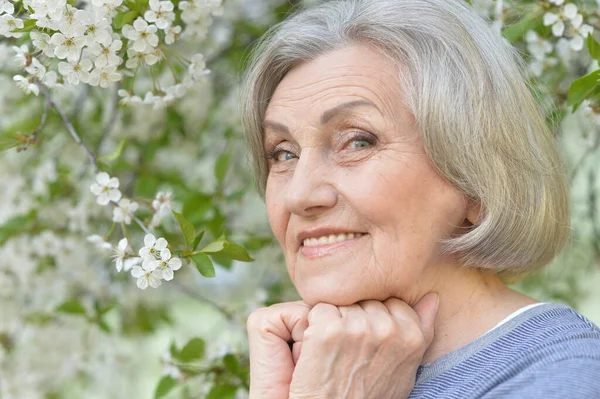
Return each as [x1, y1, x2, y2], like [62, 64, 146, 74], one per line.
[412, 292, 439, 347]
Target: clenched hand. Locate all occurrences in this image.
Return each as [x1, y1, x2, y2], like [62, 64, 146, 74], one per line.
[247, 293, 439, 399]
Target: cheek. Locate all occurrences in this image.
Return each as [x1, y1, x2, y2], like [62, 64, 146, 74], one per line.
[265, 177, 288, 247]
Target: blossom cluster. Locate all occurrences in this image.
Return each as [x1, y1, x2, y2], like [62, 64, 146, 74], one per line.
[543, 0, 593, 51]
[3, 0, 219, 108]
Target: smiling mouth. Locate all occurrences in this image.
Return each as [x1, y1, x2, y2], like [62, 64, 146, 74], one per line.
[302, 232, 366, 247]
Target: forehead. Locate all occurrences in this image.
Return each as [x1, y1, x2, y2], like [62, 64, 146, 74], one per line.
[265, 45, 403, 122]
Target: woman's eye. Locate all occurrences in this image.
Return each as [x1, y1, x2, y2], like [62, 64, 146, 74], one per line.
[349, 139, 372, 149]
[275, 150, 296, 162]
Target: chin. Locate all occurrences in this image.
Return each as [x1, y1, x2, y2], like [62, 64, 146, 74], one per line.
[296, 281, 377, 308]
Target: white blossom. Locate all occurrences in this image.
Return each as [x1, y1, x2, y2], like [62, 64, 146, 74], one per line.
[89, 65, 122, 88]
[88, 39, 123, 68]
[0, 0, 14, 15]
[0, 14, 23, 38]
[155, 248, 182, 281]
[125, 47, 160, 69]
[50, 32, 87, 62]
[165, 25, 181, 44]
[57, 6, 88, 37]
[122, 18, 159, 53]
[58, 58, 93, 85]
[570, 24, 594, 52]
[150, 190, 173, 228]
[30, 31, 56, 57]
[144, 0, 175, 30]
[543, 3, 580, 38]
[112, 198, 139, 225]
[13, 75, 39, 96]
[29, 0, 65, 30]
[12, 44, 29, 68]
[112, 238, 141, 272]
[525, 30, 553, 60]
[131, 258, 162, 289]
[25, 58, 46, 80]
[91, 0, 123, 17]
[87, 234, 113, 250]
[139, 233, 168, 260]
[188, 53, 210, 81]
[43, 71, 63, 88]
[81, 12, 112, 46]
[89, 172, 121, 205]
[117, 89, 142, 105]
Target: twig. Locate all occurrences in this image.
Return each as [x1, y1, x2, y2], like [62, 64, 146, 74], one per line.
[23, 96, 51, 149]
[36, 80, 99, 173]
[174, 281, 236, 321]
[132, 215, 150, 234]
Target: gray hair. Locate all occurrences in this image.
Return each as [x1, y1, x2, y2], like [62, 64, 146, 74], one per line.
[240, 0, 570, 277]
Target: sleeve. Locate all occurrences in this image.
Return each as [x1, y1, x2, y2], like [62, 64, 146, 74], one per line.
[481, 357, 600, 399]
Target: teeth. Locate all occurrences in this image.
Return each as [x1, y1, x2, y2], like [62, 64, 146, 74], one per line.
[303, 233, 363, 247]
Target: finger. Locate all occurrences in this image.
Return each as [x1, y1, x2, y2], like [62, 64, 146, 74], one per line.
[292, 341, 302, 365]
[308, 302, 341, 326]
[411, 292, 440, 346]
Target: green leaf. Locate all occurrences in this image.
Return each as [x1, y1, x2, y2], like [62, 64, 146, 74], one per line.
[172, 210, 195, 247]
[97, 319, 111, 333]
[219, 242, 254, 262]
[169, 341, 179, 358]
[191, 229, 205, 251]
[98, 139, 126, 163]
[191, 252, 216, 278]
[223, 354, 241, 374]
[154, 376, 178, 399]
[587, 33, 600, 61]
[502, 9, 543, 43]
[114, 10, 138, 29]
[567, 70, 600, 111]
[176, 338, 206, 362]
[206, 385, 237, 399]
[214, 153, 230, 185]
[201, 239, 226, 253]
[201, 232, 226, 253]
[56, 299, 86, 315]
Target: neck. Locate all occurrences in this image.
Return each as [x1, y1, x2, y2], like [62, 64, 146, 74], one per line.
[418, 265, 537, 365]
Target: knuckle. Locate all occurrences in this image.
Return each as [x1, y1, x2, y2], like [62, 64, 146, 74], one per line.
[402, 327, 425, 350]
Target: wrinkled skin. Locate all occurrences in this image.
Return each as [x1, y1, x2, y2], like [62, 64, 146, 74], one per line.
[248, 44, 481, 398]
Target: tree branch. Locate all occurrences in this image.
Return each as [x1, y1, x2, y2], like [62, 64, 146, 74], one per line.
[36, 80, 99, 173]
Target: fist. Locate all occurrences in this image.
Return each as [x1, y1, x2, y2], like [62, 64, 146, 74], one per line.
[289, 293, 439, 399]
[246, 301, 311, 399]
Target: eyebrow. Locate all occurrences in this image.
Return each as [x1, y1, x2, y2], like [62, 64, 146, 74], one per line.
[263, 100, 381, 134]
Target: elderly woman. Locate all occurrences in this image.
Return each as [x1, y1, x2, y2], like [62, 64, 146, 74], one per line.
[240, 0, 600, 398]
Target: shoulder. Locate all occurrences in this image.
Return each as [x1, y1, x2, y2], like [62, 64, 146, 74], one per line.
[410, 303, 600, 399]
[482, 357, 600, 398]
[475, 304, 600, 398]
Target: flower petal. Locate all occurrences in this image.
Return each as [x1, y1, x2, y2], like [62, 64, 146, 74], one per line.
[155, 237, 168, 250]
[168, 257, 182, 270]
[131, 266, 145, 278]
[137, 277, 149, 289]
[162, 267, 174, 281]
[144, 233, 156, 247]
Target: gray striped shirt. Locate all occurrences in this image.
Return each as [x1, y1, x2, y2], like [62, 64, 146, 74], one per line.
[409, 302, 600, 398]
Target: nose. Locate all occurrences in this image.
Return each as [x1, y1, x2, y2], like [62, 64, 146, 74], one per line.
[284, 149, 338, 217]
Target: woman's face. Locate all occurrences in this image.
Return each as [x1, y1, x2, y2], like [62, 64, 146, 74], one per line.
[264, 45, 472, 307]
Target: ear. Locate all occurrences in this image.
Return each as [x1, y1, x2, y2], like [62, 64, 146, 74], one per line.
[465, 199, 481, 226]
